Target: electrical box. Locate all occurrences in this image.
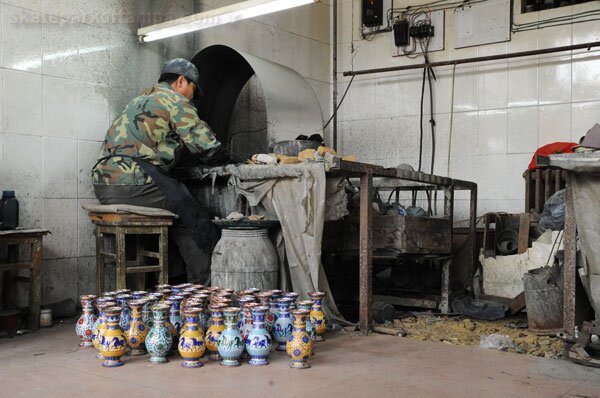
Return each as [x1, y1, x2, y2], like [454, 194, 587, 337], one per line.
[362, 0, 384, 27]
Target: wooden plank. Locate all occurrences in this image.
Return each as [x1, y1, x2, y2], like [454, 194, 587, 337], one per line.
[554, 169, 561, 193]
[508, 292, 526, 315]
[28, 238, 43, 330]
[88, 212, 174, 223]
[0, 262, 34, 271]
[518, 213, 531, 254]
[563, 177, 576, 337]
[359, 172, 373, 335]
[140, 250, 160, 259]
[116, 231, 127, 291]
[534, 170, 542, 213]
[100, 251, 116, 259]
[544, 169, 551, 201]
[126, 266, 163, 274]
[158, 227, 169, 285]
[373, 294, 438, 309]
[96, 231, 106, 295]
[524, 169, 531, 212]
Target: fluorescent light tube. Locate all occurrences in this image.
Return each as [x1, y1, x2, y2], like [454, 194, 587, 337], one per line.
[139, 0, 319, 43]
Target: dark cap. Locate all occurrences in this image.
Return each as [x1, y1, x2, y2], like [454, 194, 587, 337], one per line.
[161, 58, 200, 87]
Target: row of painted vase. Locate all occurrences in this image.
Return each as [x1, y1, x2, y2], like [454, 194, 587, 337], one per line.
[75, 285, 327, 369]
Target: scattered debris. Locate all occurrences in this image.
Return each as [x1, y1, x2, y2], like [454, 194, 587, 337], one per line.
[480, 333, 516, 351]
[384, 313, 564, 359]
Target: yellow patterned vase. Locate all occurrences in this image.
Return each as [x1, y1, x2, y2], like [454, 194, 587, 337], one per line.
[205, 303, 227, 361]
[178, 306, 206, 368]
[126, 300, 148, 356]
[286, 309, 313, 369]
[308, 292, 327, 342]
[99, 306, 127, 367]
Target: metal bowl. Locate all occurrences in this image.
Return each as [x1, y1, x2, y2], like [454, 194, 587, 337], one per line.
[272, 140, 320, 156]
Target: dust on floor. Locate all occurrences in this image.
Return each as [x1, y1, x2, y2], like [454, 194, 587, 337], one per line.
[379, 313, 564, 359]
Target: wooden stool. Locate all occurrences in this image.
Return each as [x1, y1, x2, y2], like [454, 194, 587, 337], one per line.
[88, 212, 174, 294]
[0, 229, 50, 330]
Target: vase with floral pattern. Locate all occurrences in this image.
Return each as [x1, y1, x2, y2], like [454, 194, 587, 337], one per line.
[116, 294, 132, 332]
[205, 303, 227, 361]
[99, 306, 126, 367]
[126, 300, 148, 356]
[297, 300, 316, 355]
[76, 295, 97, 347]
[218, 307, 244, 367]
[146, 304, 173, 364]
[237, 296, 256, 329]
[178, 307, 205, 368]
[256, 292, 274, 334]
[286, 309, 313, 369]
[308, 292, 327, 342]
[246, 306, 272, 366]
[92, 300, 116, 359]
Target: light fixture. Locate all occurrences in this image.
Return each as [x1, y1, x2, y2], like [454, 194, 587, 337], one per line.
[138, 0, 320, 43]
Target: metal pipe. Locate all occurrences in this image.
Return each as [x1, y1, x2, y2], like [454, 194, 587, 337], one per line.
[343, 41, 600, 77]
[332, 0, 339, 150]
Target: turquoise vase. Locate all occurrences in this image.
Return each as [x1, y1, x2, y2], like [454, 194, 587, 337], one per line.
[146, 304, 173, 364]
[273, 298, 294, 351]
[246, 306, 272, 366]
[218, 307, 245, 367]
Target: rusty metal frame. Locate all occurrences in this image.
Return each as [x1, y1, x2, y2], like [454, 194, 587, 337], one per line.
[329, 159, 478, 335]
[563, 174, 576, 337]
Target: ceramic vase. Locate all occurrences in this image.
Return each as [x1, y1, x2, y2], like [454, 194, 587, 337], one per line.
[99, 306, 127, 367]
[146, 304, 173, 364]
[178, 291, 193, 319]
[297, 300, 316, 355]
[131, 291, 147, 300]
[283, 292, 299, 310]
[273, 298, 294, 351]
[168, 295, 184, 338]
[246, 306, 272, 366]
[237, 296, 256, 329]
[178, 307, 206, 368]
[92, 301, 116, 359]
[126, 300, 148, 356]
[286, 309, 313, 369]
[256, 292, 275, 334]
[308, 292, 327, 342]
[75, 295, 97, 347]
[218, 308, 245, 367]
[205, 303, 227, 361]
[116, 294, 132, 332]
[240, 303, 258, 359]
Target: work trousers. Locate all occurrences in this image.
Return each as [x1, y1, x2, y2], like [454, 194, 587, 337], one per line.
[93, 183, 211, 285]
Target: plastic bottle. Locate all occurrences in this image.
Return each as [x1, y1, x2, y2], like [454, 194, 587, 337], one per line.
[0, 191, 19, 230]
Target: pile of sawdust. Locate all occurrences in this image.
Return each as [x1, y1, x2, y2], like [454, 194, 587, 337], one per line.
[383, 314, 564, 359]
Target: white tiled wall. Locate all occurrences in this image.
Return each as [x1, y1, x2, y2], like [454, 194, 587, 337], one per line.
[0, 0, 172, 305]
[336, 0, 600, 221]
[0, 0, 333, 305]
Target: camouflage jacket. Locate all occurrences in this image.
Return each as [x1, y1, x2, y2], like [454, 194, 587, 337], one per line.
[92, 82, 221, 185]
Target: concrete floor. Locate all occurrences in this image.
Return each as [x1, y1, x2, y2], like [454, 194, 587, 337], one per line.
[1, 325, 599, 398]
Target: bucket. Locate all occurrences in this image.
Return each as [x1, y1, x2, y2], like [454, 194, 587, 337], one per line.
[211, 229, 278, 291]
[523, 266, 563, 335]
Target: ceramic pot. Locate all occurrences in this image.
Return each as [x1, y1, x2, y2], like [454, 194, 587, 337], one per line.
[178, 291, 193, 319]
[178, 307, 205, 368]
[218, 308, 245, 367]
[273, 298, 294, 351]
[240, 303, 259, 359]
[146, 304, 173, 364]
[131, 291, 147, 300]
[75, 295, 97, 347]
[286, 310, 313, 369]
[155, 284, 171, 291]
[308, 292, 327, 342]
[246, 306, 272, 366]
[167, 295, 184, 337]
[256, 292, 274, 334]
[116, 294, 132, 332]
[205, 303, 227, 361]
[297, 300, 316, 355]
[237, 296, 256, 329]
[142, 296, 159, 329]
[283, 292, 299, 310]
[126, 300, 148, 356]
[99, 306, 126, 368]
[193, 294, 211, 332]
[92, 301, 116, 359]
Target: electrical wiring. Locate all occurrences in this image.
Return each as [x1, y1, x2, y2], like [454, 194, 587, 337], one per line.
[323, 75, 356, 130]
[511, 3, 600, 32]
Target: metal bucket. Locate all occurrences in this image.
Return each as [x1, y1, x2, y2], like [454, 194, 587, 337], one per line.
[523, 267, 563, 335]
[211, 229, 278, 291]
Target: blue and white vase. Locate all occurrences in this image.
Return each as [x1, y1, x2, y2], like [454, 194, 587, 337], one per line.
[146, 304, 173, 364]
[116, 294, 132, 332]
[273, 298, 294, 351]
[246, 306, 272, 366]
[218, 307, 245, 367]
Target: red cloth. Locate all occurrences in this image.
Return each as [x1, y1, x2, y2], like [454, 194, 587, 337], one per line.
[528, 142, 578, 169]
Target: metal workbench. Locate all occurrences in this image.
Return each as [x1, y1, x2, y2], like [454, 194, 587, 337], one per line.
[327, 158, 478, 334]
